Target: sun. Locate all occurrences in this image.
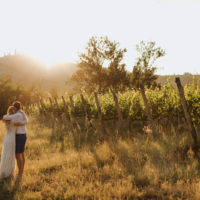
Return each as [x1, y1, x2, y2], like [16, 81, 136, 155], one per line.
[35, 57, 54, 69]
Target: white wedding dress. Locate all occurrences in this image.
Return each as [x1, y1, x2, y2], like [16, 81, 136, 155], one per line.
[0, 120, 16, 179]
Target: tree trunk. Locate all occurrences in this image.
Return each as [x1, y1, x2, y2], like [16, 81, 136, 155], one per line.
[175, 77, 198, 148]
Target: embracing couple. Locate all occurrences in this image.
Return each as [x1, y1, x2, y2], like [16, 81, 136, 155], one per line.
[0, 101, 28, 179]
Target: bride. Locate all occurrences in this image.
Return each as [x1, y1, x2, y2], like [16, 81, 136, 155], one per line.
[0, 106, 17, 179]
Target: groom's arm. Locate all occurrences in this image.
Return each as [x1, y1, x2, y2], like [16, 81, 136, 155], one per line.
[13, 112, 28, 126]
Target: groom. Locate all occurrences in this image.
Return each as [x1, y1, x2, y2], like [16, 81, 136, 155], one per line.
[13, 101, 28, 176]
[3, 101, 28, 176]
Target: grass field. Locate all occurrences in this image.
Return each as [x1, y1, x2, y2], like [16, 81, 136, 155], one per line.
[0, 116, 200, 200]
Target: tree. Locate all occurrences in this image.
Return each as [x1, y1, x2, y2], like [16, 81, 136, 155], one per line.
[131, 41, 165, 128]
[68, 36, 128, 93]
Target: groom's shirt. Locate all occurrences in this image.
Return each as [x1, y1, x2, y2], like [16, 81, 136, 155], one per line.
[3, 110, 28, 134]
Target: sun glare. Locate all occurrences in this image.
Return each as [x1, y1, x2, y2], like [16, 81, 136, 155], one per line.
[45, 62, 53, 69]
[35, 57, 55, 69]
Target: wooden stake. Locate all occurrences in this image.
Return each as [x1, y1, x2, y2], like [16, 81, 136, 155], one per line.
[140, 84, 156, 136]
[80, 94, 89, 119]
[49, 97, 55, 116]
[111, 90, 123, 123]
[62, 96, 70, 121]
[94, 92, 102, 121]
[175, 77, 198, 148]
[54, 97, 60, 117]
[94, 92, 107, 134]
[40, 98, 46, 115]
[69, 96, 75, 114]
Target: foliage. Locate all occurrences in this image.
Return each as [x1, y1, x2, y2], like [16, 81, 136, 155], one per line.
[0, 75, 48, 118]
[131, 41, 165, 89]
[68, 36, 129, 93]
[28, 81, 200, 126]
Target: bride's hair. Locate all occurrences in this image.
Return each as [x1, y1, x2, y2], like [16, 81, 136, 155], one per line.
[7, 106, 16, 115]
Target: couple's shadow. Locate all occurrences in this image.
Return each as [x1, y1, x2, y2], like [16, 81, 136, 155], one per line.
[0, 175, 22, 200]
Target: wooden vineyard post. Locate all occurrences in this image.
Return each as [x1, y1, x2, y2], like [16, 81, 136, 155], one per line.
[69, 96, 75, 114]
[140, 84, 156, 135]
[175, 77, 198, 149]
[54, 97, 60, 117]
[111, 90, 123, 126]
[140, 85, 154, 124]
[69, 96, 81, 130]
[49, 97, 55, 116]
[94, 92, 103, 121]
[37, 102, 41, 113]
[40, 98, 46, 116]
[80, 94, 92, 128]
[49, 97, 53, 107]
[36, 103, 42, 114]
[94, 92, 107, 134]
[48, 97, 55, 128]
[62, 96, 70, 121]
[54, 97, 59, 109]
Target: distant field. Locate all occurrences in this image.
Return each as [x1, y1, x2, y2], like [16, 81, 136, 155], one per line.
[157, 73, 200, 87]
[0, 116, 200, 199]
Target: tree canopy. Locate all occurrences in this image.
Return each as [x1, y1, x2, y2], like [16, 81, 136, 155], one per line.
[131, 41, 165, 89]
[69, 36, 129, 93]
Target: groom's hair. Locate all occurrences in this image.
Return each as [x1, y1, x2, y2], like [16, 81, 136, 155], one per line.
[12, 101, 22, 110]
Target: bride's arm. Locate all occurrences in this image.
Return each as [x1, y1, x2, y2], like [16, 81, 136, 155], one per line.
[3, 114, 14, 120]
[3, 113, 26, 126]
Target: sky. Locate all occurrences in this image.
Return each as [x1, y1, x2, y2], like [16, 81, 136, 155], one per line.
[0, 0, 200, 75]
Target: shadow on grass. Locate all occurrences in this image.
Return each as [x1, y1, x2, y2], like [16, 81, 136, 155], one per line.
[36, 115, 147, 153]
[0, 175, 22, 200]
[48, 116, 101, 151]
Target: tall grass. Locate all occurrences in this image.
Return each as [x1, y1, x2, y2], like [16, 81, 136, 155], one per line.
[0, 116, 200, 199]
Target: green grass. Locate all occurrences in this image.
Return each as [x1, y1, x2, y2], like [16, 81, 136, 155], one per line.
[0, 116, 200, 199]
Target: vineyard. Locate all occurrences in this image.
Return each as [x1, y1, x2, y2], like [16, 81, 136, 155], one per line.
[1, 80, 200, 199]
[26, 80, 200, 127]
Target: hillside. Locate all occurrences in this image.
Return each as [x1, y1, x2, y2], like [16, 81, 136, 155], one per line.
[157, 73, 200, 87]
[0, 54, 77, 92]
[0, 54, 199, 93]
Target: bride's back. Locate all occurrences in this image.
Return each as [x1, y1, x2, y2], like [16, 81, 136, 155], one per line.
[5, 106, 17, 134]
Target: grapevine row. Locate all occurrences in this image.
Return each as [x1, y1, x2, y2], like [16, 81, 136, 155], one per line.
[25, 81, 200, 126]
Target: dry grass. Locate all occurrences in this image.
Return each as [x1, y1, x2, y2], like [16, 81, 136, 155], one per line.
[0, 117, 200, 199]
